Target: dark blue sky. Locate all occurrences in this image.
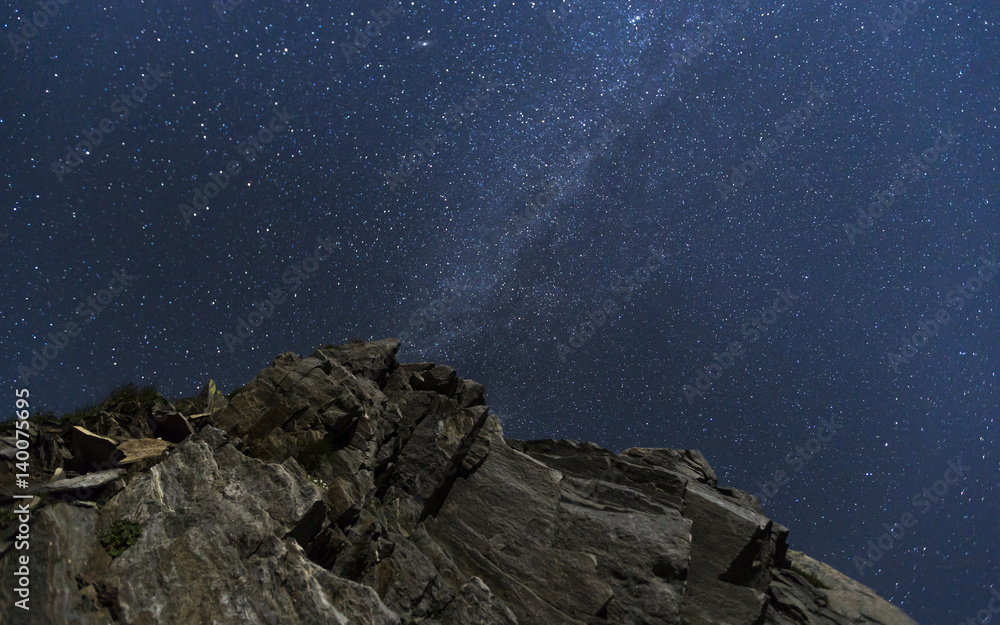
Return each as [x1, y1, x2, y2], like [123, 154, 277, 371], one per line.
[2, 1, 998, 622]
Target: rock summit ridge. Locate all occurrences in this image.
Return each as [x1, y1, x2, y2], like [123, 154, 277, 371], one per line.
[0, 338, 918, 625]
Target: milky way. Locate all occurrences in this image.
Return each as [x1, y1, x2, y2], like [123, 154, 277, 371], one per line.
[2, 1, 998, 622]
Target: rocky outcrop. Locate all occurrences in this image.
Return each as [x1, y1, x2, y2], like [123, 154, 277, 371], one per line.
[0, 339, 919, 624]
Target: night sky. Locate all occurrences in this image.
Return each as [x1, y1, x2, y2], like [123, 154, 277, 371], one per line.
[3, 1, 998, 622]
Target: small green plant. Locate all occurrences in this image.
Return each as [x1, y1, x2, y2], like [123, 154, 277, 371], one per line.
[60, 400, 104, 424]
[0, 508, 15, 527]
[100, 520, 143, 558]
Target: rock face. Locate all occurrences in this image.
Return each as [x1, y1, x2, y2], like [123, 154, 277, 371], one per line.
[0, 339, 919, 624]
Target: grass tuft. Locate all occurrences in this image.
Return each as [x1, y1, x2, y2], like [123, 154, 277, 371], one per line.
[59, 382, 160, 424]
[100, 520, 143, 558]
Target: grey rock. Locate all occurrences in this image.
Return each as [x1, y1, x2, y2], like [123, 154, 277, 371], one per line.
[437, 577, 518, 625]
[311, 338, 401, 386]
[0, 339, 921, 625]
[151, 409, 194, 444]
[67, 426, 120, 473]
[0, 502, 115, 624]
[765, 550, 920, 625]
[29, 469, 126, 498]
[0, 437, 17, 460]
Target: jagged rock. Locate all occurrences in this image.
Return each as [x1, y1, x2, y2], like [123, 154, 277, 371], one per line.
[97, 426, 397, 625]
[436, 577, 519, 625]
[0, 339, 920, 625]
[0, 502, 115, 623]
[0, 437, 17, 460]
[114, 438, 172, 466]
[405, 363, 459, 396]
[765, 551, 920, 625]
[28, 469, 126, 499]
[150, 403, 194, 443]
[68, 426, 120, 473]
[312, 338, 400, 386]
[213, 350, 388, 467]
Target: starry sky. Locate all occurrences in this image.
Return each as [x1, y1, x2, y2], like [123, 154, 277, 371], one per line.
[2, 1, 998, 622]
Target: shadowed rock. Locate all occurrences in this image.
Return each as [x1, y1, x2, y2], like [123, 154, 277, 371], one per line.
[0, 339, 920, 625]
